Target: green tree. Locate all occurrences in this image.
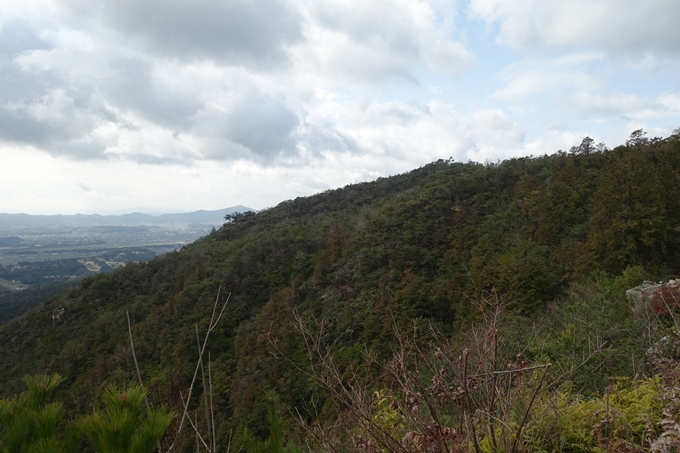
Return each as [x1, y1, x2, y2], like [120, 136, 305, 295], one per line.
[495, 241, 556, 313]
[583, 134, 671, 273]
[242, 393, 302, 453]
[0, 374, 80, 453]
[78, 385, 174, 453]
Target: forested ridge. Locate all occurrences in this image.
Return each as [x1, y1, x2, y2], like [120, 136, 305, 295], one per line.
[1, 130, 680, 452]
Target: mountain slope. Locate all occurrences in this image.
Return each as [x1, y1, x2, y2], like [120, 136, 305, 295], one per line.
[0, 132, 678, 445]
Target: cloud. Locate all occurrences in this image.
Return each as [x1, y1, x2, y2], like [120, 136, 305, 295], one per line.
[0, 22, 121, 160]
[222, 91, 299, 159]
[0, 87, 115, 160]
[297, 0, 472, 85]
[492, 53, 603, 101]
[194, 88, 300, 163]
[297, 96, 529, 166]
[0, 0, 675, 185]
[0, 20, 51, 56]
[77, 182, 90, 191]
[65, 0, 304, 70]
[0, 0, 475, 166]
[468, 0, 680, 54]
[102, 56, 201, 131]
[569, 91, 680, 120]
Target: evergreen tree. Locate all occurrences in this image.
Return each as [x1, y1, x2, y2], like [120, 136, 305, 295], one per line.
[583, 134, 671, 273]
[0, 374, 75, 453]
[79, 385, 174, 453]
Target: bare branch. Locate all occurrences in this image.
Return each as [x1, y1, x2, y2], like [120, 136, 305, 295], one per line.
[127, 310, 151, 411]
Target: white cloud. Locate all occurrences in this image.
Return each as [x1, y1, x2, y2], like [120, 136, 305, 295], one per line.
[520, 130, 587, 156]
[0, 0, 475, 168]
[468, 0, 680, 54]
[569, 91, 680, 120]
[492, 53, 604, 101]
[299, 96, 531, 167]
[295, 0, 472, 86]
[0, 0, 678, 214]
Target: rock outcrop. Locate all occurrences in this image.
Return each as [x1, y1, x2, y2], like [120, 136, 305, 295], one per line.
[627, 279, 680, 317]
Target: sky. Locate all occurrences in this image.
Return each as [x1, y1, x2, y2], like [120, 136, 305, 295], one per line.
[0, 0, 679, 215]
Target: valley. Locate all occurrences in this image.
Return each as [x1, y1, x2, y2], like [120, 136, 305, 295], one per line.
[0, 207, 253, 324]
[0, 224, 209, 266]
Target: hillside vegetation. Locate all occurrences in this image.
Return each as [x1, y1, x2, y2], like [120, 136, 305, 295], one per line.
[1, 130, 679, 452]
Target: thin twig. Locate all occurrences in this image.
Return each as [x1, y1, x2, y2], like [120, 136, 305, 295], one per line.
[178, 389, 211, 451]
[176, 286, 228, 442]
[209, 352, 216, 453]
[463, 349, 481, 453]
[211, 291, 231, 332]
[198, 325, 211, 449]
[279, 312, 408, 453]
[470, 363, 552, 378]
[510, 363, 551, 453]
[127, 310, 151, 410]
[488, 328, 498, 453]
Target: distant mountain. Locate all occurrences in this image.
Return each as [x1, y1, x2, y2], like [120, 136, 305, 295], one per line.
[0, 236, 24, 246]
[0, 206, 255, 228]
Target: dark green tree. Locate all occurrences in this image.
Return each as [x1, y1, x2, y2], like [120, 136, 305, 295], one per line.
[242, 393, 302, 453]
[583, 132, 672, 273]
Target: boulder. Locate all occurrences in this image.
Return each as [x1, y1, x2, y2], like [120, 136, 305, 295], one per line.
[627, 279, 680, 317]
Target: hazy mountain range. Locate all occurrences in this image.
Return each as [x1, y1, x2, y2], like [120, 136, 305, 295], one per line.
[0, 206, 254, 228]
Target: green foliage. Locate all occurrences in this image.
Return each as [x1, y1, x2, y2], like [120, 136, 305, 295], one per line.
[531, 377, 664, 452]
[495, 241, 557, 313]
[79, 385, 174, 453]
[0, 260, 92, 287]
[612, 265, 647, 298]
[224, 211, 257, 223]
[0, 374, 68, 453]
[514, 270, 644, 396]
[0, 377, 173, 453]
[581, 133, 680, 274]
[0, 132, 678, 449]
[241, 393, 302, 453]
[0, 281, 77, 326]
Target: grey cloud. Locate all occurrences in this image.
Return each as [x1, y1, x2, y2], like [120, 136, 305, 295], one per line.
[0, 23, 116, 160]
[199, 90, 299, 162]
[0, 59, 49, 104]
[77, 182, 91, 192]
[316, 5, 420, 59]
[469, 0, 680, 54]
[84, 0, 303, 69]
[123, 153, 196, 166]
[0, 21, 51, 57]
[302, 178, 331, 191]
[0, 24, 55, 105]
[0, 103, 105, 160]
[0, 72, 112, 161]
[0, 107, 58, 144]
[301, 125, 363, 155]
[224, 95, 298, 158]
[41, 133, 111, 162]
[103, 57, 200, 131]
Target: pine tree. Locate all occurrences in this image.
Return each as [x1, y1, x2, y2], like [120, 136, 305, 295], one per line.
[0, 374, 72, 453]
[78, 385, 175, 453]
[583, 134, 671, 273]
